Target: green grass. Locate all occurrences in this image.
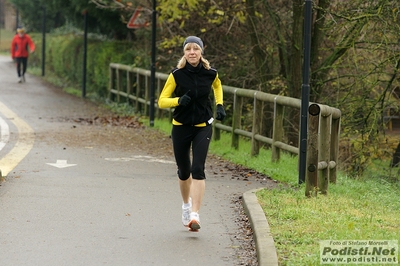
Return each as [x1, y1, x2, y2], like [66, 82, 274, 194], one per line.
[258, 178, 400, 265]
[208, 132, 298, 184]
[148, 117, 173, 133]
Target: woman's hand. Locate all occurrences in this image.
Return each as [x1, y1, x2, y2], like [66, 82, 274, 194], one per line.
[216, 104, 226, 121]
[178, 92, 191, 106]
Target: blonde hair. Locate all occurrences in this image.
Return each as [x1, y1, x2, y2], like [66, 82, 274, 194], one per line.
[177, 43, 211, 70]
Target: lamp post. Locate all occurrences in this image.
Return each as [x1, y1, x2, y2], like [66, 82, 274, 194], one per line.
[42, 5, 46, 76]
[298, 0, 312, 184]
[149, 0, 156, 127]
[16, 8, 19, 29]
[82, 10, 88, 98]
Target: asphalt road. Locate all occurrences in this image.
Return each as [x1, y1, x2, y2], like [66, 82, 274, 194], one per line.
[0, 55, 266, 266]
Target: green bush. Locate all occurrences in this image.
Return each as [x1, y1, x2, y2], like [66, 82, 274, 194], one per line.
[29, 33, 148, 98]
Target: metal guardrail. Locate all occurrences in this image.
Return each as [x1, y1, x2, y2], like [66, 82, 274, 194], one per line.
[108, 63, 341, 195]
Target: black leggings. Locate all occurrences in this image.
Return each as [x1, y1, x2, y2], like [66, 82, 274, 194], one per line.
[16, 57, 28, 77]
[171, 125, 212, 180]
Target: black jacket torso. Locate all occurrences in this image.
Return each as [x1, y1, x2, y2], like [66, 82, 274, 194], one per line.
[172, 63, 217, 125]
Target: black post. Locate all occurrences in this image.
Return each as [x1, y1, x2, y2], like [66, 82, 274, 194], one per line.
[149, 0, 156, 127]
[41, 5, 46, 76]
[298, 0, 312, 184]
[0, 4, 1, 49]
[0, 3, 2, 50]
[82, 10, 88, 98]
[16, 9, 19, 29]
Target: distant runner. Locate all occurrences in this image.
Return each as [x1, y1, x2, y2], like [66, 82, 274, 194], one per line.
[11, 27, 35, 83]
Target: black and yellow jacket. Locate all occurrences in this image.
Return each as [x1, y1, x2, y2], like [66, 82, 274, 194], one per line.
[158, 62, 223, 127]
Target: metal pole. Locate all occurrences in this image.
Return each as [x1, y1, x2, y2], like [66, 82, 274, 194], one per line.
[298, 0, 312, 184]
[82, 10, 88, 98]
[0, 5, 1, 50]
[149, 0, 156, 127]
[42, 5, 46, 76]
[16, 9, 19, 30]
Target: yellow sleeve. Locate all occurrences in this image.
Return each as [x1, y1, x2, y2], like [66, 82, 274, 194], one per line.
[212, 73, 223, 105]
[158, 73, 180, 108]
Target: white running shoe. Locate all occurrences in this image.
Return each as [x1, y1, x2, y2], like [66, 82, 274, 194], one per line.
[18, 77, 22, 83]
[182, 198, 192, 227]
[188, 212, 201, 231]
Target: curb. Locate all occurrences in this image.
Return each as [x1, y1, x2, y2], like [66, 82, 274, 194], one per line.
[242, 188, 279, 266]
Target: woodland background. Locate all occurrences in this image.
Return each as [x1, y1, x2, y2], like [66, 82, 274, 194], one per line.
[5, 0, 400, 178]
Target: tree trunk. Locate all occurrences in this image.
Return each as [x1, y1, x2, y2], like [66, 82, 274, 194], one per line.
[311, 0, 331, 70]
[390, 143, 400, 168]
[290, 0, 303, 99]
[246, 0, 270, 90]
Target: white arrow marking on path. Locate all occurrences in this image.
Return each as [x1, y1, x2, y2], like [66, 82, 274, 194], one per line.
[46, 160, 77, 168]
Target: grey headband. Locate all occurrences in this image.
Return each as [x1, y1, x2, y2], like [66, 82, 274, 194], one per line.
[183, 36, 204, 53]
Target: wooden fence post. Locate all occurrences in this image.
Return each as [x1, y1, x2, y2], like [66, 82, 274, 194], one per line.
[116, 68, 122, 103]
[108, 65, 115, 102]
[251, 92, 262, 156]
[272, 97, 284, 162]
[319, 111, 331, 195]
[213, 105, 221, 141]
[144, 76, 149, 115]
[135, 73, 140, 112]
[232, 89, 242, 149]
[127, 70, 132, 105]
[330, 116, 341, 183]
[156, 77, 162, 118]
[306, 104, 320, 197]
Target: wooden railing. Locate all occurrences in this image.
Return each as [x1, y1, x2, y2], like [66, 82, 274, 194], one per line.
[108, 63, 341, 195]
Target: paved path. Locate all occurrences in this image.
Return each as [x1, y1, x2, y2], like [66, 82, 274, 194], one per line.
[0, 55, 270, 266]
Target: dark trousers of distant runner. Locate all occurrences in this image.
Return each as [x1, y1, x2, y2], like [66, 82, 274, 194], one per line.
[15, 57, 28, 77]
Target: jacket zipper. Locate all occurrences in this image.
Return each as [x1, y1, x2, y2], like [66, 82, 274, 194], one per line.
[192, 74, 198, 125]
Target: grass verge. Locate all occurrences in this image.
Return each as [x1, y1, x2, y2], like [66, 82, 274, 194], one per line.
[257, 178, 399, 265]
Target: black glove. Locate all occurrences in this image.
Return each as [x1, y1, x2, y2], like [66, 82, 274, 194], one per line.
[178, 91, 191, 106]
[216, 104, 226, 121]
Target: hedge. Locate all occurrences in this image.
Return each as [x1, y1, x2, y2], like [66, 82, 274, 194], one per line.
[29, 33, 149, 98]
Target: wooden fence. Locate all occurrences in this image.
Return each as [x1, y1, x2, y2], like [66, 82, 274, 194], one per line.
[108, 63, 341, 196]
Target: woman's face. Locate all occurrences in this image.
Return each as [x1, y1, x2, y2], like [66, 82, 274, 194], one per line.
[184, 43, 202, 67]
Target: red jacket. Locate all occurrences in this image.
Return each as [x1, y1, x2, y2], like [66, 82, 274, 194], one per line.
[11, 34, 35, 59]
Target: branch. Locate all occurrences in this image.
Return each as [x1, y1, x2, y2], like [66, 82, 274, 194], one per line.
[90, 0, 127, 10]
[329, 5, 382, 22]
